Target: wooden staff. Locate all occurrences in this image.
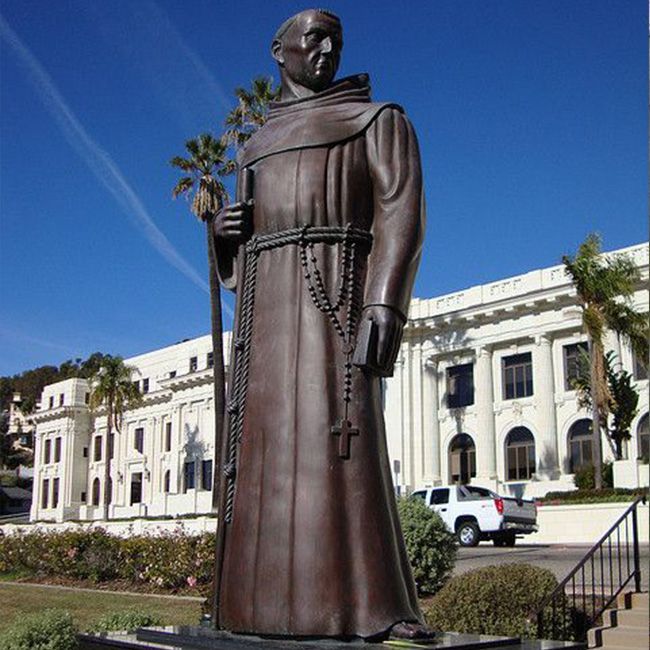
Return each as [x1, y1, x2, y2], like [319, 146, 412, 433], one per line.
[211, 166, 254, 628]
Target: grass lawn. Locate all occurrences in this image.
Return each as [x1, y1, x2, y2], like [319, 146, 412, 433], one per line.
[0, 583, 203, 634]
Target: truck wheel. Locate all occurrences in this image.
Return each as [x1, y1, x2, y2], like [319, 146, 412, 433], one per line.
[493, 537, 506, 547]
[503, 532, 516, 547]
[457, 521, 480, 547]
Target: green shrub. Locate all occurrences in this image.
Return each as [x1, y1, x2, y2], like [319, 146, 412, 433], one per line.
[424, 564, 570, 639]
[0, 609, 78, 650]
[87, 610, 162, 633]
[397, 497, 457, 595]
[573, 462, 613, 489]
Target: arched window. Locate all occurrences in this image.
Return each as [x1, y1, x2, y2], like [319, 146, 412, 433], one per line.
[92, 478, 101, 506]
[449, 433, 476, 485]
[638, 414, 649, 462]
[505, 427, 536, 480]
[163, 470, 171, 493]
[568, 419, 594, 472]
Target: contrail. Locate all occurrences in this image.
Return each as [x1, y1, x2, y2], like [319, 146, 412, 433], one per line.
[0, 13, 212, 298]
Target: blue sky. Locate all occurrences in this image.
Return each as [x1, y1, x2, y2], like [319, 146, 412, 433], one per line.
[0, 0, 646, 376]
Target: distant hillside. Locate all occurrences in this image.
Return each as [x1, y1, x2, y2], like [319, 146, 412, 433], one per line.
[0, 352, 110, 424]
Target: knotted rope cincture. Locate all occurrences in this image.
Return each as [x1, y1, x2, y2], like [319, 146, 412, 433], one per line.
[222, 225, 372, 522]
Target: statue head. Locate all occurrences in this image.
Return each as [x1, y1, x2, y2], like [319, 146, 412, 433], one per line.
[272, 9, 343, 98]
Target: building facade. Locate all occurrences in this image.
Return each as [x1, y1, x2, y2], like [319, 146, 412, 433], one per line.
[30, 244, 648, 522]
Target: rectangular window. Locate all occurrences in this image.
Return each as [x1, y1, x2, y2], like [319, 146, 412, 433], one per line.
[85, 392, 90, 404]
[503, 353, 533, 399]
[446, 363, 474, 408]
[207, 352, 214, 369]
[94, 436, 102, 462]
[52, 478, 60, 508]
[430, 488, 450, 505]
[130, 473, 143, 505]
[41, 479, 49, 509]
[164, 421, 172, 452]
[83, 446, 88, 458]
[59, 393, 64, 406]
[41, 478, 50, 508]
[54, 437, 62, 463]
[109, 433, 115, 460]
[142, 378, 149, 394]
[633, 352, 648, 381]
[201, 460, 213, 490]
[189, 356, 198, 373]
[44, 439, 52, 464]
[134, 427, 144, 453]
[563, 342, 589, 391]
[184, 461, 196, 492]
[80, 491, 87, 503]
[169, 370, 176, 379]
[132, 380, 139, 393]
[49, 395, 54, 409]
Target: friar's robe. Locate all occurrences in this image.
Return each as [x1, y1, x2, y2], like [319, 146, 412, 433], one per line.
[215, 74, 425, 639]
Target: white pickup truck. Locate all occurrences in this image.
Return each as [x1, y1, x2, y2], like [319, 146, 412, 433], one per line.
[411, 484, 538, 547]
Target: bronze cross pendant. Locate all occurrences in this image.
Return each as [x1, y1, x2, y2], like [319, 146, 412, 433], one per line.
[331, 419, 359, 460]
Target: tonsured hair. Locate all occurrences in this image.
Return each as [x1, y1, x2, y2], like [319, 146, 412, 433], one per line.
[273, 9, 341, 42]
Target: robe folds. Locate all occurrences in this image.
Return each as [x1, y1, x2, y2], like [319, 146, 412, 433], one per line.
[215, 74, 425, 639]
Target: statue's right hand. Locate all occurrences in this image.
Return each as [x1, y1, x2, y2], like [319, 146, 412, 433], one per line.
[213, 201, 254, 244]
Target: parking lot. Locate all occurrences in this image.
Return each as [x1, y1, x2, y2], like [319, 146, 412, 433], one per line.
[454, 543, 649, 590]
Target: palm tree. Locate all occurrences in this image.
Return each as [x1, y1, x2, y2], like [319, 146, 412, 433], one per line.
[224, 76, 280, 149]
[563, 234, 649, 488]
[89, 356, 142, 520]
[171, 133, 230, 509]
[572, 350, 640, 460]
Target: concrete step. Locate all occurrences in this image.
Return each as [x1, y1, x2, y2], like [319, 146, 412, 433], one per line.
[588, 591, 649, 648]
[613, 607, 648, 628]
[599, 627, 649, 649]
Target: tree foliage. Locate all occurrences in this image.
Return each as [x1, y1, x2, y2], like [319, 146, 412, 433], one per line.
[89, 356, 142, 520]
[0, 353, 111, 417]
[224, 76, 280, 149]
[572, 351, 640, 458]
[171, 133, 230, 220]
[563, 233, 649, 486]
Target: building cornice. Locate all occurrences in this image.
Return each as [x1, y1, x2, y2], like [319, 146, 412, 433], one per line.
[31, 405, 89, 425]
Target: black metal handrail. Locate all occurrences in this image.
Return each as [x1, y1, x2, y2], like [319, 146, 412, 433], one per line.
[533, 495, 646, 641]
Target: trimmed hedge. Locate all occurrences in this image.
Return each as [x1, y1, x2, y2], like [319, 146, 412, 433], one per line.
[0, 527, 215, 591]
[88, 610, 162, 634]
[540, 487, 648, 505]
[424, 564, 570, 639]
[1, 507, 454, 597]
[396, 497, 457, 595]
[0, 610, 78, 650]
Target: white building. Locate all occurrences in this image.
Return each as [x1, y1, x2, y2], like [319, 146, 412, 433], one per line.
[30, 244, 648, 522]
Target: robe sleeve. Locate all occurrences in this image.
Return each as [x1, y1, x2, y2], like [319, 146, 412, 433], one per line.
[213, 168, 243, 291]
[364, 107, 425, 321]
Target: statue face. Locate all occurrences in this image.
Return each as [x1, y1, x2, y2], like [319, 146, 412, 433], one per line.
[275, 11, 342, 93]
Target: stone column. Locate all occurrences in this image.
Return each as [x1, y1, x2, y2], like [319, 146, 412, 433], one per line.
[475, 345, 497, 481]
[534, 334, 560, 478]
[422, 357, 442, 485]
[410, 343, 424, 488]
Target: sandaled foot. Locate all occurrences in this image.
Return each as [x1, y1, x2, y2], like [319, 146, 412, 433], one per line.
[389, 621, 438, 640]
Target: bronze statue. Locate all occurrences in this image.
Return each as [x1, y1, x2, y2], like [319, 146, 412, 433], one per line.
[213, 8, 426, 640]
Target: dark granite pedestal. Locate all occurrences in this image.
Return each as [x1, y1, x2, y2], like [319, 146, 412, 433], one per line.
[77, 626, 585, 650]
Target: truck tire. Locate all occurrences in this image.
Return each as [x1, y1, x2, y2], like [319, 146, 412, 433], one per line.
[503, 532, 516, 547]
[493, 532, 516, 547]
[457, 521, 480, 547]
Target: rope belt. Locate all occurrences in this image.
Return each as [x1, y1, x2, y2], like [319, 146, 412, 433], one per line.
[222, 224, 373, 523]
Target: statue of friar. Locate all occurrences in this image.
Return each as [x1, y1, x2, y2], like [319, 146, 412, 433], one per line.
[213, 8, 426, 641]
